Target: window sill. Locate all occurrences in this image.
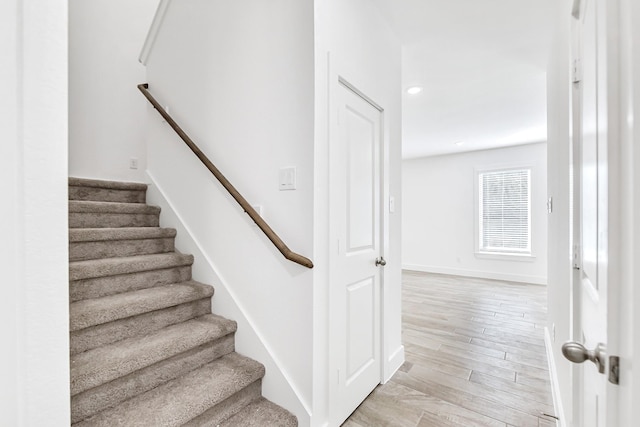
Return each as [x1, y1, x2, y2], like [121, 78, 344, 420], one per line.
[475, 251, 537, 262]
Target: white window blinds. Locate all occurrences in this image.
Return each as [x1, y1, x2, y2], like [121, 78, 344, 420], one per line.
[479, 169, 531, 254]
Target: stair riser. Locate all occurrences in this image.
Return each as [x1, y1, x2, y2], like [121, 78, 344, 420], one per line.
[183, 380, 262, 427]
[69, 186, 146, 204]
[71, 298, 211, 355]
[70, 213, 159, 228]
[70, 254, 193, 282]
[70, 266, 192, 302]
[71, 336, 235, 425]
[70, 238, 175, 261]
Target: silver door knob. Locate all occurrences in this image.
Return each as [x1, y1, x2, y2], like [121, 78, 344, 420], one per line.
[375, 257, 386, 267]
[562, 341, 606, 374]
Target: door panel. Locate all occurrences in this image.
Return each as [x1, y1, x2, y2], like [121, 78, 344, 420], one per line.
[330, 79, 383, 425]
[580, 0, 599, 290]
[346, 106, 375, 252]
[346, 277, 376, 382]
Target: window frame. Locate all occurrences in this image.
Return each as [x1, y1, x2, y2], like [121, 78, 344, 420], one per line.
[474, 165, 535, 261]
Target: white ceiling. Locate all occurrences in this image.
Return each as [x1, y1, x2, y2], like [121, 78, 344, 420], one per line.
[373, 0, 556, 158]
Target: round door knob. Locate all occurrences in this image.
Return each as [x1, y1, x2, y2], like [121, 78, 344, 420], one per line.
[561, 341, 606, 374]
[375, 257, 386, 267]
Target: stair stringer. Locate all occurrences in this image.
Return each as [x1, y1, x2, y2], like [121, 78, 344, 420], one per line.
[145, 171, 311, 427]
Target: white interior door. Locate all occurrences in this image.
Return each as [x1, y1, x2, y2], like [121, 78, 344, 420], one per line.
[567, 0, 616, 425]
[329, 78, 383, 425]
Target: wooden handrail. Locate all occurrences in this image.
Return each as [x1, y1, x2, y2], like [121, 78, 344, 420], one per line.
[138, 83, 313, 269]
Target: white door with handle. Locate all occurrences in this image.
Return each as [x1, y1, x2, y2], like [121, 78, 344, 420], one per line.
[565, 0, 619, 425]
[329, 78, 384, 426]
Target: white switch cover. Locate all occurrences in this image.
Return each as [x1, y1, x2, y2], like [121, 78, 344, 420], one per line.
[279, 167, 296, 190]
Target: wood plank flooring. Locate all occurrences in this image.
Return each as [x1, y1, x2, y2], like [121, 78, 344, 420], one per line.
[343, 271, 557, 427]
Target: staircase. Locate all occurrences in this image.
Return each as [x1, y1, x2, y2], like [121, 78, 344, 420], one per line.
[68, 177, 297, 426]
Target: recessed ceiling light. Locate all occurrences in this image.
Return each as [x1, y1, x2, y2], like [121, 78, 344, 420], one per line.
[454, 141, 464, 146]
[406, 86, 423, 95]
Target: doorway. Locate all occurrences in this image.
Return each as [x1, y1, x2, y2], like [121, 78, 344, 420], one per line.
[329, 78, 386, 426]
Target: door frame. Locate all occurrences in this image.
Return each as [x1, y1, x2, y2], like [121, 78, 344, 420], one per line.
[568, 0, 636, 425]
[614, 0, 640, 424]
[327, 75, 387, 425]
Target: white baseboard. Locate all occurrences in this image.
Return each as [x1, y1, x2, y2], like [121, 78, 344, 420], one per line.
[402, 264, 547, 285]
[384, 345, 405, 383]
[545, 327, 566, 427]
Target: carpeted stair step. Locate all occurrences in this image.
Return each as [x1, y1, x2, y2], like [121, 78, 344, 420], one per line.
[69, 200, 160, 228]
[70, 252, 193, 282]
[71, 316, 236, 424]
[71, 297, 212, 355]
[73, 352, 265, 427]
[70, 281, 213, 331]
[72, 340, 236, 424]
[71, 314, 237, 397]
[70, 227, 177, 261]
[218, 397, 298, 426]
[70, 281, 214, 354]
[70, 253, 194, 302]
[70, 265, 193, 303]
[69, 177, 147, 204]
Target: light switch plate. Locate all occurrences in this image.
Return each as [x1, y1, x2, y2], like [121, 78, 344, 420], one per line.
[279, 167, 296, 191]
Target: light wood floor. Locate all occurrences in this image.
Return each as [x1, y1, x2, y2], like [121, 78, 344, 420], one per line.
[343, 271, 557, 427]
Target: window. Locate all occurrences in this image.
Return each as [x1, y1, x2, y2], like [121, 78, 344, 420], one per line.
[478, 168, 531, 255]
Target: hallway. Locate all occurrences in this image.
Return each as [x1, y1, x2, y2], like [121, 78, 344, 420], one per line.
[344, 271, 556, 427]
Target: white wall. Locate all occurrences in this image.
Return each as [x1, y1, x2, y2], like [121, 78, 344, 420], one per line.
[403, 142, 548, 285]
[314, 1, 403, 425]
[0, 2, 20, 421]
[0, 0, 70, 424]
[143, 0, 315, 424]
[546, 0, 572, 423]
[69, 0, 159, 182]
[619, 0, 640, 422]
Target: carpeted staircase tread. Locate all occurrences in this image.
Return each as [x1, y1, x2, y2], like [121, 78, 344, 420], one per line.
[69, 177, 148, 191]
[69, 227, 177, 242]
[219, 397, 298, 426]
[73, 352, 265, 427]
[71, 314, 237, 396]
[69, 252, 194, 281]
[70, 281, 214, 331]
[67, 177, 297, 426]
[69, 200, 160, 215]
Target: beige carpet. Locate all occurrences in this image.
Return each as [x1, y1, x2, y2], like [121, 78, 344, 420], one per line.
[69, 177, 297, 426]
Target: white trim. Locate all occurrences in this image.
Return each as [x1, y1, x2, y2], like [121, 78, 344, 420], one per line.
[145, 171, 312, 421]
[402, 264, 547, 285]
[384, 345, 405, 383]
[474, 251, 537, 262]
[545, 327, 566, 427]
[139, 0, 172, 65]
